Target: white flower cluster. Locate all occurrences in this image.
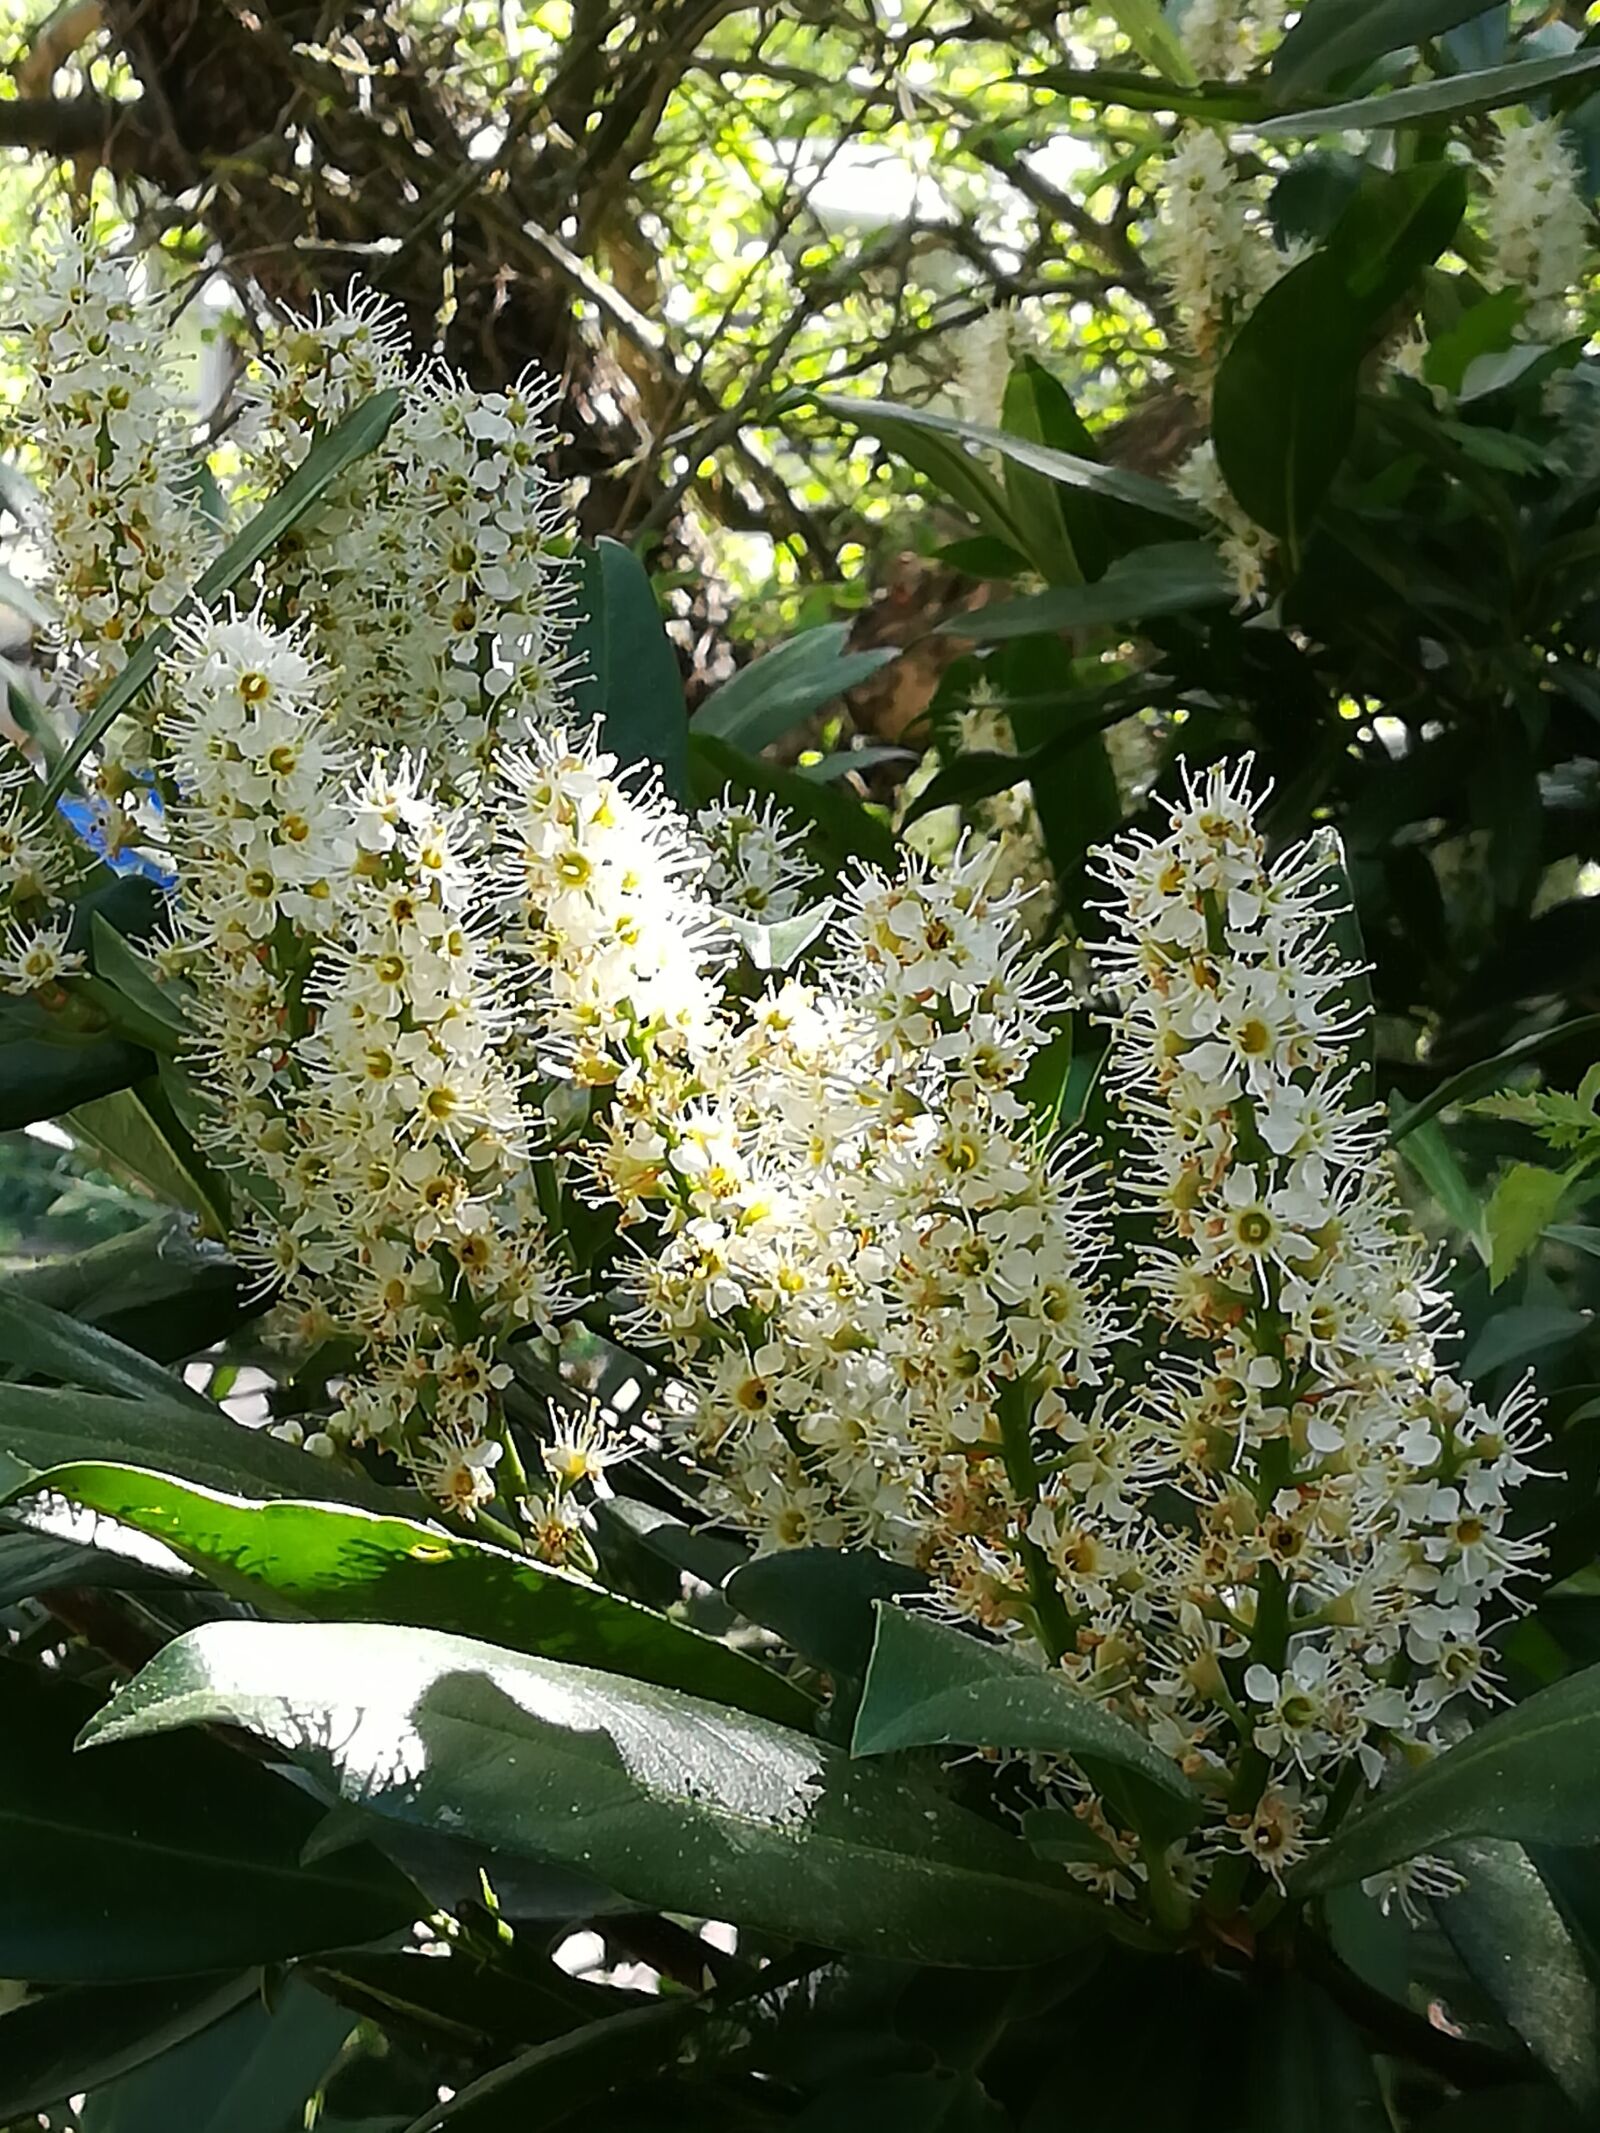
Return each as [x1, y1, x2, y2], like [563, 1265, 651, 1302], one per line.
[243, 293, 573, 788]
[160, 608, 573, 1533]
[1174, 441, 1274, 607]
[1180, 0, 1289, 81]
[1146, 129, 1284, 382]
[3, 237, 1545, 1916]
[1047, 761, 1542, 1888]
[8, 228, 217, 851]
[1484, 117, 1591, 341]
[610, 838, 1119, 1562]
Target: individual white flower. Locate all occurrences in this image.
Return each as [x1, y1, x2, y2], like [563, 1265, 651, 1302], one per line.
[0, 917, 83, 994]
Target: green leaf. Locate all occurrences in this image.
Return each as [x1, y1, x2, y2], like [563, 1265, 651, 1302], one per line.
[992, 633, 1121, 909]
[27, 1462, 814, 1728]
[1424, 287, 1528, 396]
[808, 398, 1028, 550]
[725, 1547, 925, 1682]
[1024, 64, 1268, 120]
[1105, 0, 1197, 83]
[694, 626, 897, 752]
[851, 1604, 1199, 1819]
[0, 1287, 216, 1409]
[0, 1016, 151, 1131]
[688, 731, 898, 874]
[1213, 257, 1359, 547]
[1462, 1303, 1589, 1379]
[1390, 1017, 1600, 1142]
[0, 1383, 393, 1508]
[1254, 47, 1600, 135]
[1485, 1161, 1574, 1288]
[81, 1975, 356, 2133]
[43, 391, 403, 808]
[1271, 0, 1505, 101]
[903, 749, 1040, 830]
[0, 1973, 257, 2123]
[1245, 1973, 1386, 2132]
[1393, 1100, 1489, 1260]
[568, 538, 690, 805]
[1214, 165, 1466, 545]
[938, 541, 1229, 643]
[1299, 1662, 1600, 1891]
[998, 363, 1084, 585]
[400, 1998, 698, 2132]
[83, 1619, 1107, 1969]
[89, 914, 191, 1046]
[813, 395, 1197, 524]
[68, 1080, 230, 1238]
[1, 1215, 255, 1363]
[1434, 1839, 1600, 2111]
[0, 1660, 417, 1980]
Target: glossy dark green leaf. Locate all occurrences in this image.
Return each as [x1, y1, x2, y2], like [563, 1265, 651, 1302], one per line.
[401, 1998, 698, 2132]
[568, 538, 689, 804]
[0, 1018, 151, 1131]
[1214, 165, 1465, 545]
[992, 633, 1121, 909]
[1255, 47, 1600, 134]
[0, 1660, 417, 1980]
[85, 1619, 1107, 1969]
[0, 1383, 392, 1507]
[44, 390, 403, 807]
[694, 626, 897, 752]
[725, 1547, 925, 1682]
[1434, 1839, 1600, 2110]
[0, 1972, 256, 2122]
[0, 1287, 215, 1409]
[939, 541, 1229, 643]
[808, 398, 1028, 549]
[89, 913, 190, 1045]
[813, 395, 1197, 524]
[1271, 0, 1503, 101]
[1462, 1303, 1589, 1379]
[27, 1462, 813, 1727]
[81, 1975, 356, 2133]
[1214, 251, 1360, 548]
[1244, 1973, 1386, 2131]
[1424, 287, 1527, 395]
[1, 1215, 257, 1362]
[688, 731, 898, 873]
[851, 1603, 1199, 1816]
[1299, 1663, 1600, 1890]
[903, 748, 1041, 830]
